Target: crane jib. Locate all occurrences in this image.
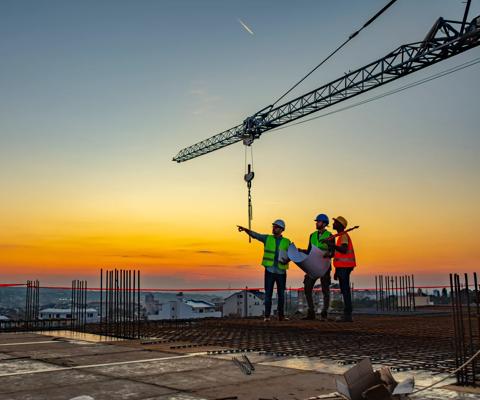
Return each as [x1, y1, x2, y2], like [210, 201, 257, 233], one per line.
[173, 16, 480, 163]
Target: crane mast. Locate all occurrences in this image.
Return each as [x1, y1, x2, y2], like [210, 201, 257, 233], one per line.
[173, 15, 480, 163]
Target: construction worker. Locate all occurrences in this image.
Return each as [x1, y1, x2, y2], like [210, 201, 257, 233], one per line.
[302, 214, 333, 321]
[328, 216, 356, 322]
[237, 220, 291, 321]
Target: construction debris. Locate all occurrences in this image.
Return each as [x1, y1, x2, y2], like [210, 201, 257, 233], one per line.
[336, 358, 414, 400]
[232, 355, 254, 375]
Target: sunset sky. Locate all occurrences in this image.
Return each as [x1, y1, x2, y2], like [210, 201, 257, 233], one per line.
[1, 0, 479, 289]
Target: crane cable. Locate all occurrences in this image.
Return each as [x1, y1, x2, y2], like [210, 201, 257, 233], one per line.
[269, 56, 480, 133]
[270, 0, 398, 108]
[239, 1, 398, 239]
[244, 145, 255, 243]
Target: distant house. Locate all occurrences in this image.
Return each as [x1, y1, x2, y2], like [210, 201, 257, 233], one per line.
[414, 294, 434, 307]
[145, 293, 160, 316]
[210, 296, 225, 313]
[297, 285, 324, 314]
[39, 308, 99, 323]
[223, 290, 264, 317]
[147, 293, 221, 320]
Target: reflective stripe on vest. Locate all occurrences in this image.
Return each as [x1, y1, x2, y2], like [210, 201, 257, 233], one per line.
[310, 230, 332, 251]
[262, 235, 291, 270]
[333, 232, 356, 268]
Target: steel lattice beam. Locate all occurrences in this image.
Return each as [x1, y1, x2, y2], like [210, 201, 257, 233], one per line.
[173, 17, 480, 163]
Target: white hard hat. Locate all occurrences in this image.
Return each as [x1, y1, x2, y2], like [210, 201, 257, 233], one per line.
[272, 219, 286, 230]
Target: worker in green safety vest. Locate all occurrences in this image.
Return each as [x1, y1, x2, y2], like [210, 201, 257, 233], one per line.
[301, 213, 333, 321]
[237, 219, 291, 321]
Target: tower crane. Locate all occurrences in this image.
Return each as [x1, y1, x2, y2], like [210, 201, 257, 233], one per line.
[172, 2, 480, 232]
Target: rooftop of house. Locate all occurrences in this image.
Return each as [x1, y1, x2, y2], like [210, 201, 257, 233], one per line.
[40, 308, 98, 313]
[183, 299, 216, 309]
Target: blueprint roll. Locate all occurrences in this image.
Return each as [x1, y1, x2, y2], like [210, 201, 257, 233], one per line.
[287, 243, 330, 279]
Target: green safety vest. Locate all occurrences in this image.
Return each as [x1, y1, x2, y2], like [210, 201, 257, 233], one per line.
[310, 230, 332, 251]
[262, 235, 291, 270]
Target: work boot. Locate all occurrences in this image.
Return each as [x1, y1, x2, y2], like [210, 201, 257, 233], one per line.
[320, 310, 328, 321]
[335, 314, 353, 323]
[302, 310, 315, 320]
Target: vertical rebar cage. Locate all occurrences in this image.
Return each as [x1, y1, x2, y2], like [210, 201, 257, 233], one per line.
[375, 275, 416, 312]
[70, 280, 88, 331]
[99, 268, 141, 338]
[25, 280, 40, 326]
[450, 273, 480, 386]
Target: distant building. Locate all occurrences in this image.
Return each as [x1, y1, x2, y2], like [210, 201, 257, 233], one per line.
[147, 293, 221, 320]
[39, 308, 99, 322]
[0, 315, 8, 321]
[145, 293, 160, 316]
[297, 286, 323, 314]
[355, 290, 377, 300]
[223, 290, 264, 317]
[210, 297, 225, 313]
[414, 294, 434, 307]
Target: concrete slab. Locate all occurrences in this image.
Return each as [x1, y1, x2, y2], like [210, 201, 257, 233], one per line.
[1, 332, 476, 400]
[260, 356, 350, 375]
[47, 349, 175, 367]
[40, 330, 125, 343]
[0, 369, 108, 394]
[0, 333, 50, 342]
[138, 363, 300, 391]
[0, 378, 175, 400]
[90, 355, 228, 379]
[415, 388, 480, 399]
[0, 352, 24, 360]
[142, 395, 207, 400]
[0, 358, 61, 375]
[193, 370, 337, 400]
[3, 342, 141, 360]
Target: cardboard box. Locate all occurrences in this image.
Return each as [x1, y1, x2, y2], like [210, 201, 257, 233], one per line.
[335, 358, 414, 400]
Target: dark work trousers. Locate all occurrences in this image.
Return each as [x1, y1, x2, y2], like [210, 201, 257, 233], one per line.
[336, 267, 354, 316]
[264, 270, 287, 317]
[303, 268, 331, 315]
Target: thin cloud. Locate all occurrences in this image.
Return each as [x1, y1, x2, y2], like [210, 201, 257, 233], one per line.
[109, 253, 166, 259]
[0, 244, 34, 249]
[189, 85, 221, 115]
[238, 18, 254, 35]
[179, 248, 234, 256]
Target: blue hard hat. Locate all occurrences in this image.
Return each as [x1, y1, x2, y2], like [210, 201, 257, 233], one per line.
[314, 214, 329, 224]
[272, 219, 286, 230]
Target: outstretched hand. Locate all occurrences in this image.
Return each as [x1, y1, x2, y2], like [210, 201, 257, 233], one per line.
[237, 225, 246, 232]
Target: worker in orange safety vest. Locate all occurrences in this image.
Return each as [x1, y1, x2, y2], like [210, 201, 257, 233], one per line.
[328, 216, 356, 322]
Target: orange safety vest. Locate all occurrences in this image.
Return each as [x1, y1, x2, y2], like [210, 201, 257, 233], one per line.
[333, 232, 356, 268]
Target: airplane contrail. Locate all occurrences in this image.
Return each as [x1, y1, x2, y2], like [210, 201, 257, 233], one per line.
[238, 18, 254, 35]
